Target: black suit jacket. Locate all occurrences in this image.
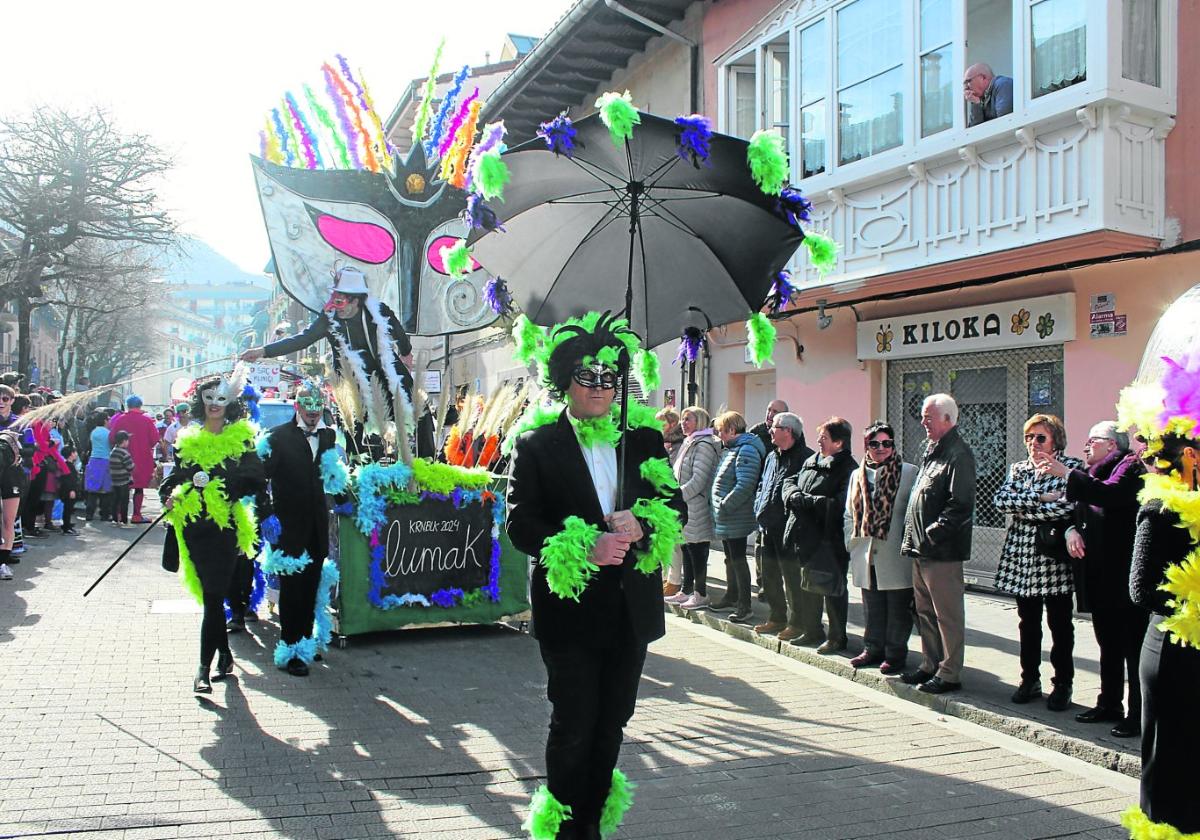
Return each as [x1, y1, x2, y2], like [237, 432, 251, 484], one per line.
[506, 411, 684, 647]
[262, 422, 338, 560]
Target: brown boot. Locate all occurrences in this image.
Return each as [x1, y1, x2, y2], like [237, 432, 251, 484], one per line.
[663, 581, 681, 597]
[777, 626, 803, 642]
[754, 621, 786, 635]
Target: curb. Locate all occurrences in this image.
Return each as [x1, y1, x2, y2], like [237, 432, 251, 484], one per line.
[667, 603, 1141, 779]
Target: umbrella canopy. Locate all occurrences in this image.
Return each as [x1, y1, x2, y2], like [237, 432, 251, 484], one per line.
[467, 112, 804, 348]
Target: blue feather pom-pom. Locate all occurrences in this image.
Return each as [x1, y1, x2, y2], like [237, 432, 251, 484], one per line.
[464, 193, 505, 232]
[261, 514, 281, 546]
[674, 114, 712, 167]
[537, 112, 578, 158]
[775, 185, 813, 228]
[484, 277, 514, 315]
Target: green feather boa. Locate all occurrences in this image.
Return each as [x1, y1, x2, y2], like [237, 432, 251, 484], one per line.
[595, 90, 640, 147]
[475, 151, 510, 201]
[599, 768, 636, 838]
[524, 785, 572, 840]
[503, 401, 664, 456]
[639, 457, 677, 497]
[631, 497, 684, 575]
[411, 458, 491, 495]
[746, 312, 776, 367]
[174, 420, 257, 471]
[539, 516, 602, 601]
[1121, 806, 1200, 839]
[512, 315, 545, 367]
[747, 130, 789, 195]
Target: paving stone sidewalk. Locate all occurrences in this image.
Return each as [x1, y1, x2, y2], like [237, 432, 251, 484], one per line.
[0, 518, 1138, 839]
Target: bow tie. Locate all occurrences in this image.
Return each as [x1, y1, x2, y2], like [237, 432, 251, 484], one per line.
[303, 428, 320, 438]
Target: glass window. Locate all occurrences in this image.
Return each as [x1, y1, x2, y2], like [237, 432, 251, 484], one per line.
[728, 65, 756, 139]
[837, 0, 904, 164]
[1122, 0, 1160, 86]
[920, 0, 953, 137]
[765, 39, 790, 146]
[1031, 0, 1087, 98]
[799, 20, 827, 178]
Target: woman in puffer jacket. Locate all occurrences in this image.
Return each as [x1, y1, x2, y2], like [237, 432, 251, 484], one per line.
[710, 410, 765, 623]
[666, 407, 722, 610]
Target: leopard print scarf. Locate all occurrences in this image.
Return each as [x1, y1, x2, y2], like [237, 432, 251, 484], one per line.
[850, 455, 902, 540]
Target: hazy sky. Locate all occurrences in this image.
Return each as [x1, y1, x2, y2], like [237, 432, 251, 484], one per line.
[0, 0, 575, 274]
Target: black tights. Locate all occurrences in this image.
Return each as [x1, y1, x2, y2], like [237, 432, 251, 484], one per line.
[200, 591, 229, 670]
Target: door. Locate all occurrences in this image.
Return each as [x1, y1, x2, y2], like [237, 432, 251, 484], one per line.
[743, 372, 777, 429]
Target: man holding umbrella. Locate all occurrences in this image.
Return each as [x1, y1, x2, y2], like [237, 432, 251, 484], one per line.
[506, 312, 685, 840]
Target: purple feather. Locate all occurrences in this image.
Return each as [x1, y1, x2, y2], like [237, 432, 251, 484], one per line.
[674, 114, 712, 167]
[673, 326, 706, 366]
[484, 276, 513, 315]
[464, 194, 505, 232]
[1160, 349, 1200, 433]
[766, 270, 799, 314]
[775, 185, 813, 228]
[537, 112, 578, 158]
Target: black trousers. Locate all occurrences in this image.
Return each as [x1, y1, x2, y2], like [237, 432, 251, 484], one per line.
[538, 632, 647, 831]
[1091, 599, 1148, 716]
[1016, 593, 1075, 685]
[759, 529, 805, 627]
[200, 591, 229, 669]
[227, 554, 255, 614]
[278, 551, 325, 648]
[721, 536, 751, 608]
[862, 569, 914, 665]
[1140, 621, 1200, 832]
[20, 472, 47, 530]
[85, 492, 112, 520]
[112, 485, 130, 523]
[680, 541, 709, 596]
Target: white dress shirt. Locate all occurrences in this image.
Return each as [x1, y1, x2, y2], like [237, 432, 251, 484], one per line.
[295, 415, 327, 460]
[568, 411, 617, 517]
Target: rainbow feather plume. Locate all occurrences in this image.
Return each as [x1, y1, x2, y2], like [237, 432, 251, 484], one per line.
[411, 40, 445, 149]
[427, 63, 471, 158]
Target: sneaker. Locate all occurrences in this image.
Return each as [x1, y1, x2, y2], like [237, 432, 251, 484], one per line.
[61, 527, 79, 536]
[664, 591, 691, 605]
[131, 516, 151, 525]
[10, 546, 24, 556]
[680, 593, 709, 610]
[708, 596, 737, 612]
[0, 563, 11, 580]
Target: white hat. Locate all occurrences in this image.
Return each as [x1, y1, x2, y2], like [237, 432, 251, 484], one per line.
[332, 266, 369, 296]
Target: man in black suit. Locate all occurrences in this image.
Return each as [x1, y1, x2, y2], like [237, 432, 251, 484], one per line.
[507, 313, 685, 840]
[260, 381, 343, 676]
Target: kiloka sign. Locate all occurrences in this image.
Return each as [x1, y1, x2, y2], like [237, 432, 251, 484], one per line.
[857, 293, 1076, 361]
[377, 496, 494, 598]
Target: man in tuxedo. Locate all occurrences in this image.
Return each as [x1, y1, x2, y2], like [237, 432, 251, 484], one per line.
[507, 313, 685, 840]
[260, 381, 342, 676]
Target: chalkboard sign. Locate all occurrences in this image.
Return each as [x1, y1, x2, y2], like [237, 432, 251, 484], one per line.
[375, 496, 495, 601]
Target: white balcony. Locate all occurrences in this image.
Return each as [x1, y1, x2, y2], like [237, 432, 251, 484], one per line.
[717, 0, 1178, 291]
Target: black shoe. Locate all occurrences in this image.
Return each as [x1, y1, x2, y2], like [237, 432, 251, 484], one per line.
[708, 596, 737, 612]
[1075, 705, 1123, 723]
[286, 658, 310, 677]
[1011, 680, 1043, 704]
[193, 668, 212, 694]
[214, 650, 234, 679]
[226, 612, 246, 633]
[244, 611, 259, 623]
[900, 669, 934, 686]
[1111, 717, 1141, 738]
[26, 528, 47, 539]
[728, 606, 754, 623]
[1046, 682, 1073, 712]
[919, 676, 962, 695]
[816, 639, 848, 655]
[788, 633, 825, 648]
[61, 527, 79, 536]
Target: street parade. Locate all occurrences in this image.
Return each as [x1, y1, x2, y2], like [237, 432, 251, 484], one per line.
[2, 2, 1199, 838]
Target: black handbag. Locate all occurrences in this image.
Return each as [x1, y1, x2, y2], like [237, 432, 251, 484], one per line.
[797, 539, 847, 597]
[1034, 521, 1069, 561]
[161, 526, 179, 573]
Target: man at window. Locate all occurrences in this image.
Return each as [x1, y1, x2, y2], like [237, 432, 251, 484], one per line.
[964, 63, 1014, 126]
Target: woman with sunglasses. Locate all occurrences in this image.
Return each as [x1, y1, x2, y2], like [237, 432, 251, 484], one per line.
[844, 422, 918, 674]
[993, 414, 1083, 712]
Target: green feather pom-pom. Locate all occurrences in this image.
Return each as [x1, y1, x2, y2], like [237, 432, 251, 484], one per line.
[599, 768, 637, 838]
[639, 457, 678, 497]
[804, 231, 839, 275]
[633, 348, 660, 391]
[625, 401, 662, 433]
[597, 345, 621, 368]
[442, 239, 472, 277]
[475, 150, 510, 201]
[539, 515, 603, 600]
[746, 312, 776, 367]
[631, 496, 684, 575]
[595, 90, 640, 147]
[512, 314, 543, 367]
[523, 785, 572, 840]
[747, 130, 789, 195]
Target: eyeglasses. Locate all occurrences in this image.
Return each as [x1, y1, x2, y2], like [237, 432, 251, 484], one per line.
[1024, 433, 1049, 444]
[867, 439, 895, 450]
[0, 395, 11, 403]
[963, 73, 986, 87]
[1086, 436, 1114, 446]
[571, 367, 618, 390]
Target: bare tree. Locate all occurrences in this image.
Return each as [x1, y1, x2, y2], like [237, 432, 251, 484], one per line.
[0, 107, 176, 377]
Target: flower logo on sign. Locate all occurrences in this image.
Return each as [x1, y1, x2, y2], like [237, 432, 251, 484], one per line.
[1036, 313, 1056, 339]
[1011, 309, 1030, 335]
[876, 326, 894, 353]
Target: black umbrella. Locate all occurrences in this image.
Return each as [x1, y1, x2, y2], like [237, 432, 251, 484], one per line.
[466, 111, 804, 349]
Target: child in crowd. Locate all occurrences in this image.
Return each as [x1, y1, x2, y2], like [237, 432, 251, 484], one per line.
[108, 431, 134, 526]
[57, 445, 80, 536]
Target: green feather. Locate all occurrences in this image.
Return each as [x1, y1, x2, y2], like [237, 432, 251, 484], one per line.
[803, 231, 839, 275]
[633, 348, 660, 391]
[512, 315, 544, 367]
[411, 459, 491, 495]
[475, 151, 510, 201]
[746, 312, 776, 367]
[624, 401, 663, 433]
[599, 768, 637, 838]
[631, 497, 684, 576]
[596, 345, 621, 368]
[639, 457, 677, 497]
[524, 785, 572, 840]
[539, 515, 602, 600]
[595, 90, 640, 147]
[411, 40, 444, 148]
[443, 239, 471, 277]
[747, 130, 789, 195]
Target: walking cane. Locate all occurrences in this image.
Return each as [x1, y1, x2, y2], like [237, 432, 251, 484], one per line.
[83, 511, 168, 597]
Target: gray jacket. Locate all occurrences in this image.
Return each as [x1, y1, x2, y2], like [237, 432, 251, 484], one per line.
[844, 462, 918, 590]
[901, 426, 976, 561]
[674, 430, 720, 543]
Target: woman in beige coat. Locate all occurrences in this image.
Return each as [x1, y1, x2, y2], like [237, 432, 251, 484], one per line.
[666, 406, 721, 610]
[844, 421, 918, 674]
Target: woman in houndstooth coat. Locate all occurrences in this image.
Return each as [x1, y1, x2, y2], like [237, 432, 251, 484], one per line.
[993, 413, 1083, 712]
